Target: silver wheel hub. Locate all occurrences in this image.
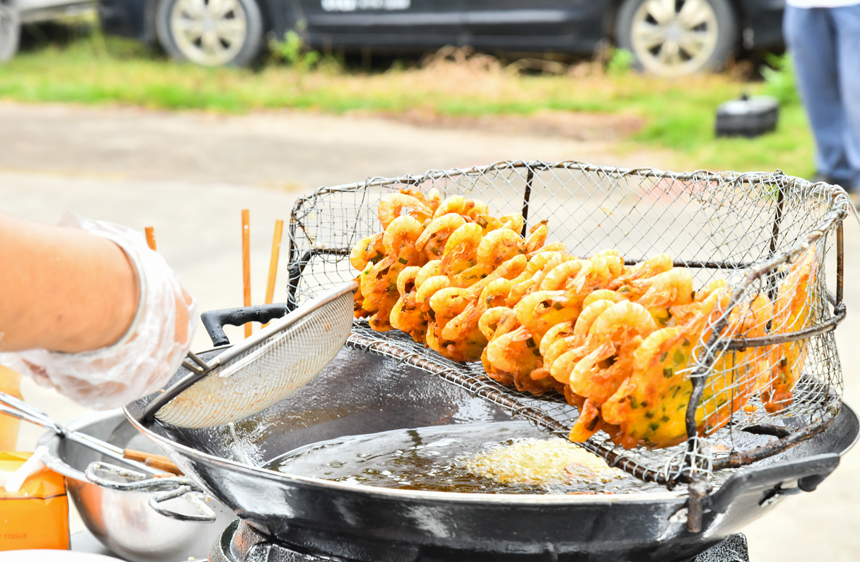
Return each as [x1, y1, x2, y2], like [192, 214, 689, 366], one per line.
[665, 22, 682, 42]
[169, 0, 248, 66]
[630, 0, 720, 77]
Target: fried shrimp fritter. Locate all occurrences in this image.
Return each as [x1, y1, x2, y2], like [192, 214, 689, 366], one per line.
[422, 250, 528, 362]
[454, 229, 527, 286]
[500, 214, 525, 233]
[704, 292, 774, 431]
[415, 260, 444, 288]
[581, 289, 627, 308]
[600, 289, 729, 448]
[350, 233, 385, 271]
[610, 254, 673, 292]
[670, 279, 728, 325]
[433, 195, 467, 218]
[442, 223, 484, 279]
[433, 256, 527, 361]
[477, 228, 527, 269]
[479, 307, 520, 385]
[542, 298, 616, 385]
[352, 193, 820, 452]
[515, 290, 581, 347]
[635, 268, 694, 326]
[538, 259, 583, 291]
[440, 257, 527, 339]
[378, 192, 433, 230]
[416, 213, 466, 260]
[602, 325, 697, 449]
[390, 267, 427, 343]
[415, 276, 450, 310]
[567, 302, 657, 406]
[359, 215, 426, 331]
[486, 325, 550, 394]
[524, 221, 549, 254]
[766, 248, 817, 413]
[539, 321, 577, 374]
[569, 251, 623, 299]
[481, 278, 517, 309]
[507, 271, 541, 307]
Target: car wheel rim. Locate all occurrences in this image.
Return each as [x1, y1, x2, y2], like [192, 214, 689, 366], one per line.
[169, 0, 248, 66]
[630, 0, 719, 76]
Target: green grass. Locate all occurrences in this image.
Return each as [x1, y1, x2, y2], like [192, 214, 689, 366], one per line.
[0, 32, 814, 176]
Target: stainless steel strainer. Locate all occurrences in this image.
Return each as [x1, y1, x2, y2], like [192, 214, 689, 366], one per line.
[142, 281, 357, 428]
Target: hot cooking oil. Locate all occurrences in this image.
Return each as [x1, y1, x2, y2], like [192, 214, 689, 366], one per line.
[265, 421, 663, 495]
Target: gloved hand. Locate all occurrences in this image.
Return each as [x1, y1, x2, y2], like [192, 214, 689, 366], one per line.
[0, 213, 198, 409]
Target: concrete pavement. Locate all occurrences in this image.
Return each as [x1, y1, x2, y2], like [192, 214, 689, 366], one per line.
[1, 101, 857, 560]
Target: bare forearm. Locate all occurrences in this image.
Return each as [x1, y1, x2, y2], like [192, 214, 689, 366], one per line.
[0, 212, 139, 353]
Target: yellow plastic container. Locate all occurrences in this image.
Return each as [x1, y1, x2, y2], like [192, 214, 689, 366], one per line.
[0, 451, 70, 551]
[0, 367, 22, 451]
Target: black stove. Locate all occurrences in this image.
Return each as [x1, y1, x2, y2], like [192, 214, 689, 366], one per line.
[209, 520, 750, 562]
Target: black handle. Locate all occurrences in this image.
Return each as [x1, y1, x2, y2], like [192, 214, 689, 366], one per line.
[708, 453, 840, 514]
[201, 304, 288, 347]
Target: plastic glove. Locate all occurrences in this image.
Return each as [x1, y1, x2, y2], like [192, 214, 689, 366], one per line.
[0, 213, 198, 409]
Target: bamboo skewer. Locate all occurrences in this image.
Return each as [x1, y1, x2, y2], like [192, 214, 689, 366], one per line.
[262, 220, 284, 328]
[144, 227, 157, 251]
[265, 220, 284, 305]
[122, 449, 183, 476]
[242, 210, 252, 338]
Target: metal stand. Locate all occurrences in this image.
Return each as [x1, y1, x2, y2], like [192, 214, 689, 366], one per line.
[210, 519, 751, 562]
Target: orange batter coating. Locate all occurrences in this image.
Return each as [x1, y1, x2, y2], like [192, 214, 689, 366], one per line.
[600, 289, 729, 448]
[353, 191, 817, 450]
[765, 248, 817, 413]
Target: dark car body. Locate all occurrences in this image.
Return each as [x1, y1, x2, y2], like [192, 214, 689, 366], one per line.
[100, 0, 785, 58]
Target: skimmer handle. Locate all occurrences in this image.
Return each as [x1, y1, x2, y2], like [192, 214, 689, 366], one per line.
[201, 304, 288, 347]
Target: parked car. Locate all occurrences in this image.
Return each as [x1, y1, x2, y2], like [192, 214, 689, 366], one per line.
[100, 0, 785, 74]
[0, 0, 93, 61]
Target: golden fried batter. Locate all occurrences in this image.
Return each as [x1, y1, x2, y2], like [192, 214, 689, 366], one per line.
[352, 192, 815, 451]
[766, 248, 817, 413]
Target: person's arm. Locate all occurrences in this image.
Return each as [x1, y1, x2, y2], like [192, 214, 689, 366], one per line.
[0, 212, 139, 353]
[0, 212, 197, 410]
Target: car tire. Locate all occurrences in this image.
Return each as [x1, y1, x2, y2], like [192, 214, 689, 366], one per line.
[0, 0, 20, 63]
[615, 0, 738, 77]
[155, 0, 264, 67]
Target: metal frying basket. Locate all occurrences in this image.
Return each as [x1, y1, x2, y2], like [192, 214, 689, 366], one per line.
[284, 160, 849, 527]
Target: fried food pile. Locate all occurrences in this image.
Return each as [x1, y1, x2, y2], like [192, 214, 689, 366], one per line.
[352, 191, 816, 449]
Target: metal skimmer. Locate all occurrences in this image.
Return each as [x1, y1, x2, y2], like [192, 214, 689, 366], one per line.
[143, 282, 356, 428]
[285, 160, 849, 518]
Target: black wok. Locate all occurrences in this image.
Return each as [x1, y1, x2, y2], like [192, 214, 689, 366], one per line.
[123, 340, 858, 562]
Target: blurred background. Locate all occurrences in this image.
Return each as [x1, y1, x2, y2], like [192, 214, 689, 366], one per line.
[1, 0, 858, 560]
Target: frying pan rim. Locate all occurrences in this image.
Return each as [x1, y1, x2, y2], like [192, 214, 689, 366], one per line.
[128, 346, 691, 504]
[124, 406, 690, 504]
[124, 404, 860, 506]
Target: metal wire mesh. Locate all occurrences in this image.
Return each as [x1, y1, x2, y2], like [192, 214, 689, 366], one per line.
[286, 160, 849, 485]
[156, 292, 355, 428]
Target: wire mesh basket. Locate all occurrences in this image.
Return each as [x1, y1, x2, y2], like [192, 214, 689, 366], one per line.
[285, 160, 849, 497]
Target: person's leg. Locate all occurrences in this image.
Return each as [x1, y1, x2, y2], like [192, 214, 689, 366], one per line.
[833, 4, 860, 191]
[784, 6, 853, 186]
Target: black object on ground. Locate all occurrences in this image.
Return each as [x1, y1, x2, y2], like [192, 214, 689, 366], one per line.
[716, 94, 779, 138]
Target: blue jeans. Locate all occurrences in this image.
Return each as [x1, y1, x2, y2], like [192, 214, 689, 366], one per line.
[784, 5, 860, 190]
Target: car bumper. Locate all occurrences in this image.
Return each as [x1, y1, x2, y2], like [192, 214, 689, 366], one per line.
[98, 0, 151, 42]
[19, 0, 93, 23]
[745, 0, 785, 48]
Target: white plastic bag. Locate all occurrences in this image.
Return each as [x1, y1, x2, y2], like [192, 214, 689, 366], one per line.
[0, 213, 198, 409]
[0, 446, 47, 493]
